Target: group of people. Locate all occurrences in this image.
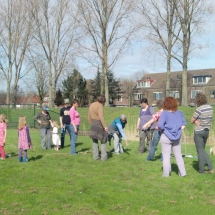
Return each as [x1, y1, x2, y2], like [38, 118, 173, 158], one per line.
[0, 92, 213, 177]
[87, 93, 214, 177]
[135, 93, 214, 176]
[34, 98, 80, 155]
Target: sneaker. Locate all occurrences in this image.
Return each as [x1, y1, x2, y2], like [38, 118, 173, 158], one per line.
[1, 157, 5, 160]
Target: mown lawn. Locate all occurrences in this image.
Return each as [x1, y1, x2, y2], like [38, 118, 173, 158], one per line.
[1, 126, 215, 215]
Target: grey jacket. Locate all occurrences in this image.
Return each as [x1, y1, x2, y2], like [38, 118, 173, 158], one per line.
[34, 112, 51, 129]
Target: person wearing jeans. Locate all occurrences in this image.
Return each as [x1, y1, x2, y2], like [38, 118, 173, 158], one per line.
[142, 100, 164, 161]
[190, 92, 214, 174]
[60, 98, 72, 149]
[69, 99, 80, 155]
[147, 130, 162, 161]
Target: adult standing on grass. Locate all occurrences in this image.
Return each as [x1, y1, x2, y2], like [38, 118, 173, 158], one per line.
[158, 97, 187, 177]
[34, 104, 52, 150]
[69, 99, 80, 155]
[59, 98, 72, 149]
[142, 99, 164, 161]
[108, 114, 129, 154]
[190, 92, 214, 174]
[136, 98, 155, 154]
[88, 95, 108, 161]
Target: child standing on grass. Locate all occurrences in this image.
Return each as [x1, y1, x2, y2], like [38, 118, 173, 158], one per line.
[0, 114, 8, 160]
[51, 121, 61, 151]
[18, 116, 32, 162]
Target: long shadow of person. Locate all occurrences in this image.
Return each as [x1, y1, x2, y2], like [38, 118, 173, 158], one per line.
[29, 155, 43, 161]
[192, 160, 199, 172]
[171, 163, 181, 175]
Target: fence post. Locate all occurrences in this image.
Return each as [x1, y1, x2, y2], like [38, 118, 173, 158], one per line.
[34, 104, 36, 128]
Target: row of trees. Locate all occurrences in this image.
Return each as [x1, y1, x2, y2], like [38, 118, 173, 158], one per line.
[54, 69, 121, 107]
[0, 0, 213, 107]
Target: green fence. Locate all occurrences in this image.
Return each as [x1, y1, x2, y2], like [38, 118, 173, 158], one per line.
[0, 104, 60, 129]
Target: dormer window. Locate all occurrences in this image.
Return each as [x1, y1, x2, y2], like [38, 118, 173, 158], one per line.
[137, 80, 153, 88]
[193, 76, 211, 84]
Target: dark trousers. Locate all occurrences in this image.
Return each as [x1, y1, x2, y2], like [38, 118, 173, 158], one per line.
[194, 130, 213, 173]
[138, 129, 154, 153]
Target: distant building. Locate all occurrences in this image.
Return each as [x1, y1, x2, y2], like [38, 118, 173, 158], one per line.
[133, 68, 215, 106]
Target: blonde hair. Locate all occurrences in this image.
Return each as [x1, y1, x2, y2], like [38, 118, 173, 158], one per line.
[0, 114, 8, 123]
[52, 121, 59, 128]
[18, 116, 27, 130]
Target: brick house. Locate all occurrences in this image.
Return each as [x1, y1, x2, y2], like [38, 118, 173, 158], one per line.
[113, 81, 136, 107]
[133, 68, 215, 106]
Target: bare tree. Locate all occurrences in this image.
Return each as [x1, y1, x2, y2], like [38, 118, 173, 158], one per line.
[172, 0, 213, 105]
[30, 0, 81, 107]
[25, 60, 49, 107]
[132, 70, 147, 81]
[0, 0, 34, 105]
[136, 0, 180, 97]
[77, 0, 136, 106]
[121, 78, 136, 107]
[26, 59, 48, 106]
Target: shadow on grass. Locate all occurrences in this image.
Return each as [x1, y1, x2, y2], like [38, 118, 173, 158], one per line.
[29, 155, 43, 161]
[61, 142, 84, 149]
[171, 163, 180, 175]
[192, 160, 199, 171]
[124, 148, 131, 155]
[154, 154, 163, 161]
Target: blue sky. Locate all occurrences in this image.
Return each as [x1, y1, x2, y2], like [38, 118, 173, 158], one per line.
[81, 42, 215, 80]
[81, 18, 215, 80]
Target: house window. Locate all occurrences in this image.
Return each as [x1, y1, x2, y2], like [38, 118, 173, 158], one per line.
[117, 94, 122, 102]
[193, 76, 211, 84]
[143, 81, 150, 87]
[153, 92, 162, 100]
[210, 90, 215, 99]
[137, 81, 150, 88]
[134, 93, 143, 100]
[169, 91, 180, 99]
[191, 90, 202, 99]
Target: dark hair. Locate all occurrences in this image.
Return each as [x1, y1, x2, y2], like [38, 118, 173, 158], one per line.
[156, 100, 164, 109]
[140, 98, 148, 104]
[163, 97, 178, 111]
[195, 92, 207, 106]
[72, 99, 78, 105]
[97, 95, 106, 104]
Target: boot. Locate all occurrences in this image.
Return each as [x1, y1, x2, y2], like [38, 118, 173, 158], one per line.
[24, 157, 28, 162]
[19, 157, 23, 162]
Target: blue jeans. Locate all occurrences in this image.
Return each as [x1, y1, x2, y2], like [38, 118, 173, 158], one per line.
[61, 124, 72, 148]
[147, 130, 162, 161]
[71, 125, 79, 154]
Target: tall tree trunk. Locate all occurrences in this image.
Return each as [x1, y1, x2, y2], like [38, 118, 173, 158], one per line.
[166, 54, 171, 97]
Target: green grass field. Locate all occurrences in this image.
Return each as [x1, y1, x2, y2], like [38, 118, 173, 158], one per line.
[1, 106, 215, 214]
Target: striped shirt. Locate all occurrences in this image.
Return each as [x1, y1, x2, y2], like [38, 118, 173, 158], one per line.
[193, 104, 213, 132]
